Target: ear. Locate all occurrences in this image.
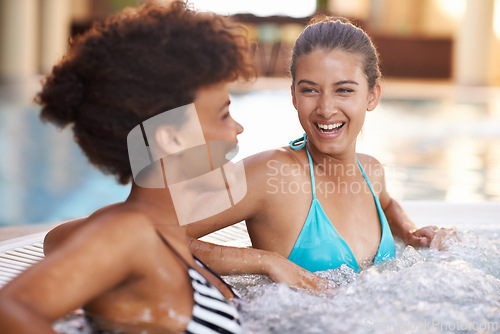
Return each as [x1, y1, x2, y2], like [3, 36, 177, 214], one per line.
[367, 84, 381, 111]
[155, 125, 183, 155]
[291, 84, 298, 111]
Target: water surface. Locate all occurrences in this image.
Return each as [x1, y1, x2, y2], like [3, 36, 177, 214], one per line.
[226, 228, 500, 333]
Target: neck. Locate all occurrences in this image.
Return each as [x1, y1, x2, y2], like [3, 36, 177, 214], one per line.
[125, 184, 190, 243]
[126, 183, 177, 223]
[126, 180, 206, 226]
[306, 141, 358, 169]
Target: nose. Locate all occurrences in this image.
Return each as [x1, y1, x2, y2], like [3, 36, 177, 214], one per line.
[234, 119, 244, 135]
[317, 93, 338, 118]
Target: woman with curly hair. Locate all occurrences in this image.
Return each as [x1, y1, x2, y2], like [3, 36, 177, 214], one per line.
[0, 3, 326, 333]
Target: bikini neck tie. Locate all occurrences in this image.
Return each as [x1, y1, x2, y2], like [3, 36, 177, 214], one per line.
[289, 133, 307, 150]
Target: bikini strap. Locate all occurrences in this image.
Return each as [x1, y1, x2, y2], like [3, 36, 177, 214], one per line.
[289, 134, 316, 200]
[193, 254, 240, 299]
[356, 157, 383, 210]
[289, 133, 307, 150]
[305, 143, 317, 200]
[155, 230, 239, 299]
[355, 158, 375, 195]
[155, 229, 192, 269]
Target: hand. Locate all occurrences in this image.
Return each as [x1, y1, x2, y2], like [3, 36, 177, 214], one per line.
[430, 227, 460, 251]
[404, 225, 438, 248]
[264, 252, 334, 292]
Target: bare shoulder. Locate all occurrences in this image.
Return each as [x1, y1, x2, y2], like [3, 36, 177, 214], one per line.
[356, 153, 386, 185]
[243, 146, 305, 176]
[53, 207, 158, 259]
[236, 147, 308, 214]
[81, 208, 154, 243]
[356, 153, 383, 167]
[241, 147, 309, 193]
[44, 204, 151, 256]
[44, 218, 88, 256]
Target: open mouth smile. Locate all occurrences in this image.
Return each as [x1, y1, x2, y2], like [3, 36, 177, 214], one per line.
[315, 122, 345, 133]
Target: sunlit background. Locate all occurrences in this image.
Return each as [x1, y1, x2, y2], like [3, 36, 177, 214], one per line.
[0, 0, 499, 227]
[186, 0, 316, 17]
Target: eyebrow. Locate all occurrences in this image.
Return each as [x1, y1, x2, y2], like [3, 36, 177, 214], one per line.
[335, 80, 359, 86]
[297, 79, 359, 86]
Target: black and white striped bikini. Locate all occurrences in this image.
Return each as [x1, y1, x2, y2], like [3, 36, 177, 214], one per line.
[156, 231, 243, 334]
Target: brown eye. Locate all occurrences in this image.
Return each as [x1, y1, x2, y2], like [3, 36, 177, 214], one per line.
[301, 88, 317, 93]
[336, 88, 354, 93]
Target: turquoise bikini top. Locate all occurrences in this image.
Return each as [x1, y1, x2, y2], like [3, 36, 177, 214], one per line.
[287, 134, 396, 272]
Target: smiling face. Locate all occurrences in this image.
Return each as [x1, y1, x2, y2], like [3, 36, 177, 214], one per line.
[291, 49, 381, 159]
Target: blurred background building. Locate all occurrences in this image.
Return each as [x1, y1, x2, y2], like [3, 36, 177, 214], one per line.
[1, 0, 499, 84]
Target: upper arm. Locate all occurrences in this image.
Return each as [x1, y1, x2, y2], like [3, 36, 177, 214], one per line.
[186, 150, 283, 238]
[2, 213, 150, 321]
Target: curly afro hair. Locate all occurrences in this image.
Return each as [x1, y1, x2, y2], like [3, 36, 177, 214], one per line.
[36, 1, 254, 184]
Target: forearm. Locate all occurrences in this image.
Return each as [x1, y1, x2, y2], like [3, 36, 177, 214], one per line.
[188, 238, 334, 291]
[188, 238, 274, 276]
[186, 220, 226, 239]
[383, 199, 417, 242]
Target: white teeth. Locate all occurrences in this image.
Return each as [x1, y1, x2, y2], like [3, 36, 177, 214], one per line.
[318, 123, 343, 130]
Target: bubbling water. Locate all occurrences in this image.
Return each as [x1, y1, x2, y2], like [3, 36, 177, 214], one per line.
[53, 228, 500, 333]
[225, 228, 500, 334]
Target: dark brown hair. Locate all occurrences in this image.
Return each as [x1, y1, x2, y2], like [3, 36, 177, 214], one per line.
[290, 16, 381, 89]
[36, 1, 254, 184]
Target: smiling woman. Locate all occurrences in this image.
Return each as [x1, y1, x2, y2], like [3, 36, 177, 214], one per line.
[291, 49, 379, 159]
[186, 16, 439, 274]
